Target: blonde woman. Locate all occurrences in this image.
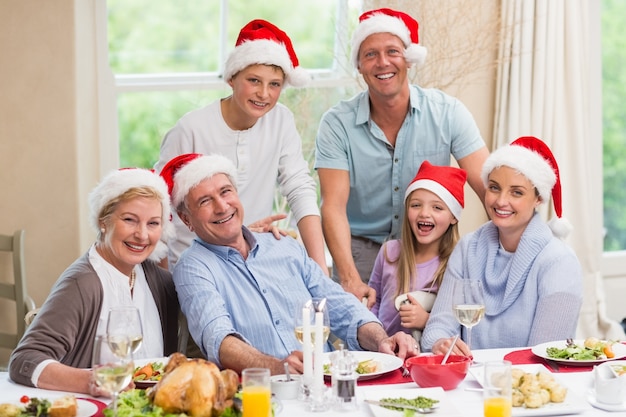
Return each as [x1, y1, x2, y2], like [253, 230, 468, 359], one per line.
[9, 168, 179, 395]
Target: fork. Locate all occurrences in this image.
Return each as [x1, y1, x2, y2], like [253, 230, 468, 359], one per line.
[401, 365, 410, 377]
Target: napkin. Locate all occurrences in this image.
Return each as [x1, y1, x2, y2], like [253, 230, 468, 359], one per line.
[503, 349, 593, 373]
[324, 368, 410, 387]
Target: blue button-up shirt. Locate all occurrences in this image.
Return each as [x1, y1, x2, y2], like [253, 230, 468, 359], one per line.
[315, 84, 485, 243]
[173, 227, 380, 367]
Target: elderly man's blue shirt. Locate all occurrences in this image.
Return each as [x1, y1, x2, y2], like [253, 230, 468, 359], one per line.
[173, 227, 380, 367]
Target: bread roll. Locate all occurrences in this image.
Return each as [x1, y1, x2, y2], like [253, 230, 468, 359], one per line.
[48, 395, 77, 417]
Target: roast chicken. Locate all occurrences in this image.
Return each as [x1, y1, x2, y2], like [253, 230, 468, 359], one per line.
[147, 353, 239, 417]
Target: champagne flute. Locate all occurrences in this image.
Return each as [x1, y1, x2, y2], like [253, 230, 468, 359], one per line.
[294, 298, 330, 346]
[107, 306, 143, 355]
[92, 335, 134, 417]
[452, 279, 485, 351]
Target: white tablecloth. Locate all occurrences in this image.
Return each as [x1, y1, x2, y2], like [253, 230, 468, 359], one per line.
[1, 348, 625, 416]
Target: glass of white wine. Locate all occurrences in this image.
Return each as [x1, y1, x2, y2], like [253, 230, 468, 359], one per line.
[107, 306, 143, 355]
[295, 298, 330, 346]
[452, 279, 485, 352]
[92, 335, 134, 417]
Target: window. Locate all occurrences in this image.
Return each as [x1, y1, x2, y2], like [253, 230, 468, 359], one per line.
[104, 0, 361, 169]
[601, 0, 626, 252]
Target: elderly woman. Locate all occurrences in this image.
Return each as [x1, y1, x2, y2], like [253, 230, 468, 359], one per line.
[9, 168, 179, 395]
[421, 136, 583, 355]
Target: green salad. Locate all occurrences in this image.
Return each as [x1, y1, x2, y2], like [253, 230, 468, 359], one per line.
[107, 390, 241, 417]
[545, 338, 613, 361]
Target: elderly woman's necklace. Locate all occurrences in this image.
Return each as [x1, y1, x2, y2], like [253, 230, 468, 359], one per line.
[129, 269, 136, 292]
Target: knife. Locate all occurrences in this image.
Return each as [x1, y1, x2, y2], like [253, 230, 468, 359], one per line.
[364, 399, 438, 413]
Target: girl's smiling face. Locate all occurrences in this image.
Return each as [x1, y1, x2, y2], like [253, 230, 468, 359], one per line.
[406, 188, 457, 250]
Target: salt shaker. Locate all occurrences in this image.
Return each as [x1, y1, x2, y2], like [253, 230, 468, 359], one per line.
[330, 345, 359, 411]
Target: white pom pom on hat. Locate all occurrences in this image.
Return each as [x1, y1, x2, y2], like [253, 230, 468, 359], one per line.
[223, 19, 310, 88]
[351, 7, 427, 69]
[159, 153, 238, 210]
[481, 136, 573, 239]
[88, 168, 175, 262]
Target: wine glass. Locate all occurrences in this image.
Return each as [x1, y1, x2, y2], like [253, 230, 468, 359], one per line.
[107, 306, 143, 355]
[92, 335, 134, 417]
[452, 279, 485, 351]
[294, 298, 330, 346]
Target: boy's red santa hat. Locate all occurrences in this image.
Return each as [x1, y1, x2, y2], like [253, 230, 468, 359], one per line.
[223, 19, 310, 87]
[404, 160, 467, 221]
[351, 8, 427, 68]
[481, 136, 572, 239]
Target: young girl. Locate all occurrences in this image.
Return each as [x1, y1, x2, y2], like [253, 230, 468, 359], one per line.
[154, 19, 326, 273]
[369, 161, 467, 342]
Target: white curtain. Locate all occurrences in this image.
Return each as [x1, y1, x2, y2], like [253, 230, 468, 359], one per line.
[494, 0, 624, 339]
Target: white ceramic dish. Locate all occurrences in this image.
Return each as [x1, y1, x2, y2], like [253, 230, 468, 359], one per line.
[531, 340, 626, 366]
[587, 389, 626, 412]
[361, 386, 462, 417]
[132, 356, 169, 388]
[321, 351, 402, 381]
[469, 364, 589, 416]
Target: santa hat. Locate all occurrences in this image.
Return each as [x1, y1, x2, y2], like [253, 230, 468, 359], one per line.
[404, 160, 467, 220]
[88, 168, 174, 261]
[223, 19, 310, 87]
[159, 153, 238, 209]
[351, 8, 427, 69]
[481, 136, 572, 239]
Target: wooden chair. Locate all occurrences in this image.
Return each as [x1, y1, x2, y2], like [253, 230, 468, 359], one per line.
[0, 229, 36, 351]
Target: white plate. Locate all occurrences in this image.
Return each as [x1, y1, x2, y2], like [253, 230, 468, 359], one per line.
[470, 364, 589, 416]
[75, 399, 99, 417]
[531, 340, 626, 366]
[321, 351, 402, 380]
[361, 386, 462, 417]
[587, 389, 626, 412]
[14, 398, 99, 417]
[132, 356, 169, 388]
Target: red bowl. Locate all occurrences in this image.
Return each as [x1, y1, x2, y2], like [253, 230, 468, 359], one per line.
[405, 354, 471, 390]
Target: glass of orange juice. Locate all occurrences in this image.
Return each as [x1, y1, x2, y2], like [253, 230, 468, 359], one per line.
[483, 360, 512, 417]
[242, 368, 272, 417]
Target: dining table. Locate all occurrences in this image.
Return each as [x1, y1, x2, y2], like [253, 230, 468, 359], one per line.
[1, 346, 625, 416]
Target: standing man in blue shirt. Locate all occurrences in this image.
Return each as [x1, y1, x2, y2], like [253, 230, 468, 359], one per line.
[161, 153, 419, 375]
[315, 8, 489, 306]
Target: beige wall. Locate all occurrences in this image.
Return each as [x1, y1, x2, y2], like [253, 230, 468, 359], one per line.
[0, 1, 497, 365]
[0, 1, 100, 364]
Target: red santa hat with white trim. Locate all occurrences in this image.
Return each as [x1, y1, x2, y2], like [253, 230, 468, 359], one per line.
[223, 19, 310, 87]
[159, 153, 238, 210]
[88, 168, 175, 262]
[481, 136, 572, 239]
[404, 160, 467, 221]
[351, 8, 427, 69]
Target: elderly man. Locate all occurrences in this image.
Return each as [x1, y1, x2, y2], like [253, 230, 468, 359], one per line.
[315, 8, 489, 305]
[160, 153, 419, 375]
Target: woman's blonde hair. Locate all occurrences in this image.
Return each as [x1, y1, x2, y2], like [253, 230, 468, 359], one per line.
[384, 197, 460, 298]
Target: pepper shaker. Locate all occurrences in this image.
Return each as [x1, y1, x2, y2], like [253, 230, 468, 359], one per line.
[330, 345, 359, 411]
